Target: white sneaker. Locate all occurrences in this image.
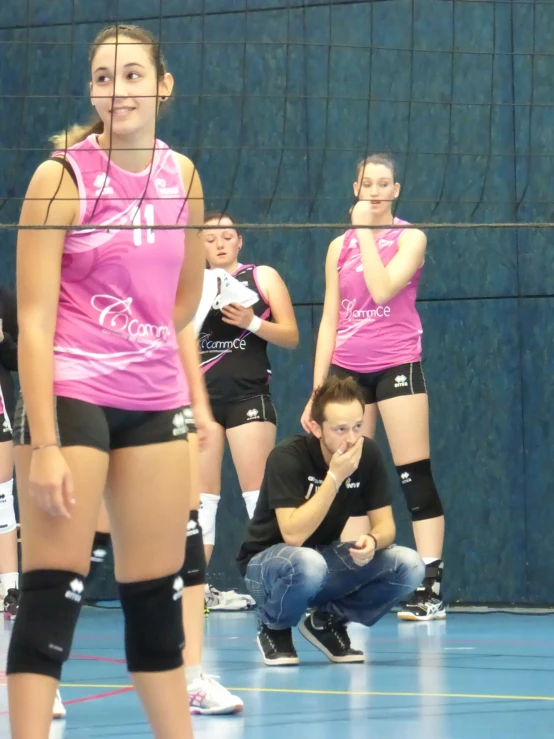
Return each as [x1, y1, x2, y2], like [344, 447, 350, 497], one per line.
[205, 585, 254, 611]
[188, 674, 243, 715]
[53, 690, 66, 719]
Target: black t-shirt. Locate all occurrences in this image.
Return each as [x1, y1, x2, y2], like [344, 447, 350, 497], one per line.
[236, 434, 392, 574]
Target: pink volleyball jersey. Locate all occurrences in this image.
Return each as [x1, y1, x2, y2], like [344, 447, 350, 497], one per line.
[52, 135, 189, 410]
[331, 218, 424, 373]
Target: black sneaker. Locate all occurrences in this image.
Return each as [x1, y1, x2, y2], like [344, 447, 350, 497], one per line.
[298, 611, 364, 663]
[3, 588, 19, 620]
[398, 559, 446, 622]
[257, 622, 299, 666]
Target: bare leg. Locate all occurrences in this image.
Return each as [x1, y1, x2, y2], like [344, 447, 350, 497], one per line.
[378, 394, 444, 559]
[197, 424, 225, 564]
[183, 431, 203, 668]
[226, 419, 276, 503]
[8, 445, 108, 739]
[107, 440, 192, 739]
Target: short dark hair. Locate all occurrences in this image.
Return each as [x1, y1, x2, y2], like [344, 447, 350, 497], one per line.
[203, 211, 240, 235]
[311, 376, 365, 426]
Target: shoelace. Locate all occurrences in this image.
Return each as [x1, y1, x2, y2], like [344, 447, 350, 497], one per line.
[321, 616, 350, 650]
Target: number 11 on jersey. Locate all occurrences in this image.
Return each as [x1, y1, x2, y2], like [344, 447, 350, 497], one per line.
[131, 204, 155, 247]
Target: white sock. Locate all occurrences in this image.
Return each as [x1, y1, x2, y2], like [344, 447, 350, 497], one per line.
[186, 664, 203, 684]
[422, 557, 440, 565]
[242, 490, 260, 519]
[0, 572, 19, 593]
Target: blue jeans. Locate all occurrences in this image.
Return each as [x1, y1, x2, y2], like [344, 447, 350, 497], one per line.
[244, 542, 425, 629]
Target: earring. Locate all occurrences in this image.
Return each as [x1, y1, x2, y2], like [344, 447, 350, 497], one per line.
[160, 96, 168, 102]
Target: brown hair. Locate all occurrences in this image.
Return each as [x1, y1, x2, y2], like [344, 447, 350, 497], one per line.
[356, 154, 396, 181]
[50, 24, 168, 150]
[311, 376, 365, 426]
[204, 211, 241, 236]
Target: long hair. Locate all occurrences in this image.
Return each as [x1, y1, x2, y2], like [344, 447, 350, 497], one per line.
[50, 24, 168, 150]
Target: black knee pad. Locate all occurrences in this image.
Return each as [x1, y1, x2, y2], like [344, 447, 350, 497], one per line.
[118, 573, 185, 673]
[182, 510, 206, 588]
[396, 459, 444, 521]
[7, 570, 85, 679]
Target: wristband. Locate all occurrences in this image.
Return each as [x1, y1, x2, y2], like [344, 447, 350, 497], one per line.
[32, 442, 60, 451]
[327, 470, 339, 494]
[247, 315, 262, 333]
[368, 533, 378, 551]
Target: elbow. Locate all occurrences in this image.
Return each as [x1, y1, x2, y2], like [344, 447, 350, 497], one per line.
[372, 292, 390, 306]
[288, 328, 300, 349]
[281, 531, 304, 548]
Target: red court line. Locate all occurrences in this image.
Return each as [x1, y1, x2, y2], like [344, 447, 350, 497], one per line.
[63, 687, 133, 706]
[0, 687, 133, 715]
[70, 654, 126, 664]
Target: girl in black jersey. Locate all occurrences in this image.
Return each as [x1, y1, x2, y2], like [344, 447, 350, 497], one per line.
[197, 213, 298, 573]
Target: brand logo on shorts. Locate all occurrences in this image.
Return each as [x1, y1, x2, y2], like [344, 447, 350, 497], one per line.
[154, 177, 180, 198]
[246, 409, 259, 420]
[187, 519, 199, 536]
[2, 419, 9, 434]
[172, 412, 187, 436]
[173, 576, 184, 600]
[400, 472, 412, 484]
[91, 548, 107, 563]
[94, 173, 114, 196]
[65, 578, 84, 603]
[394, 375, 408, 388]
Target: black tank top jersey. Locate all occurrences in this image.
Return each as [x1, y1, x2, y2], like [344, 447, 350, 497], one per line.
[199, 265, 272, 404]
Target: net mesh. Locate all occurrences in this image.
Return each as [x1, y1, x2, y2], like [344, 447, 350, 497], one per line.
[1, 0, 553, 601]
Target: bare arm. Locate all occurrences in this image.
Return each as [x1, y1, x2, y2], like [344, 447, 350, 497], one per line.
[355, 223, 427, 305]
[174, 155, 205, 333]
[312, 237, 342, 390]
[276, 477, 337, 547]
[367, 505, 396, 550]
[17, 160, 78, 446]
[177, 323, 211, 412]
[254, 266, 299, 349]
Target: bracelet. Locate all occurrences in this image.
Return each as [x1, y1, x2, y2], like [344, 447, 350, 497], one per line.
[368, 533, 378, 551]
[247, 315, 262, 333]
[32, 442, 60, 451]
[327, 470, 339, 494]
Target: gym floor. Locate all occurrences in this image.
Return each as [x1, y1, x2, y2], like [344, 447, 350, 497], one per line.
[0, 607, 551, 738]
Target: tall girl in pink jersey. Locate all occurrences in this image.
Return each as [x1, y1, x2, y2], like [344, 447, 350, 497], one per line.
[8, 25, 204, 739]
[301, 155, 446, 622]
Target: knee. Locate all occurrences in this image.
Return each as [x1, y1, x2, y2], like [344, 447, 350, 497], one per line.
[396, 459, 443, 521]
[118, 572, 185, 673]
[288, 548, 328, 594]
[394, 547, 425, 590]
[7, 570, 85, 679]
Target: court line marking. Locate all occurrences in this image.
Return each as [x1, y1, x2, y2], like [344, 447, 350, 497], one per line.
[57, 684, 554, 702]
[0, 687, 133, 716]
